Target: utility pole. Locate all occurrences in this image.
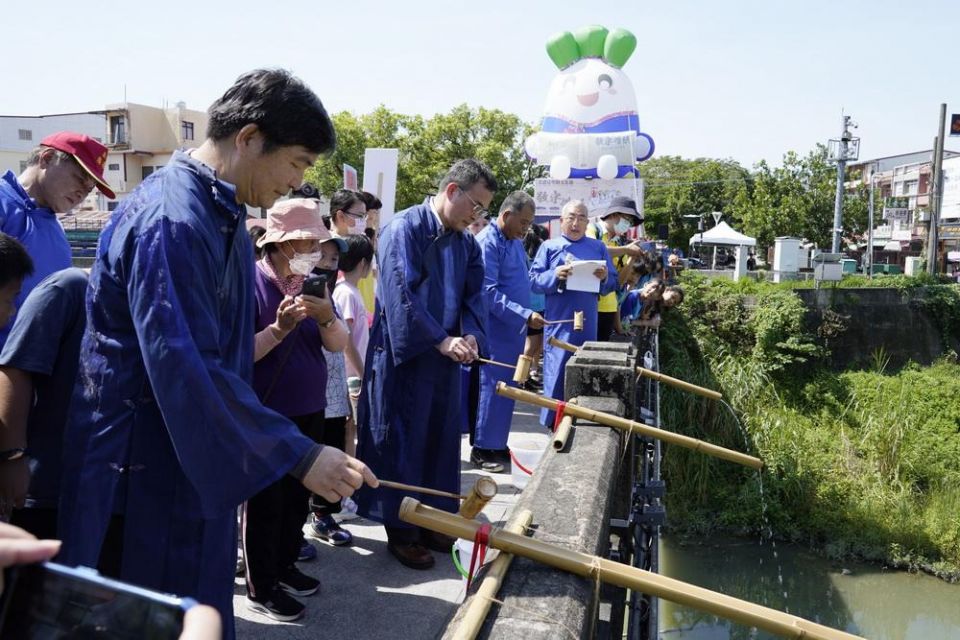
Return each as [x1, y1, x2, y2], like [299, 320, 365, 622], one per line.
[867, 164, 877, 278]
[829, 115, 859, 254]
[926, 104, 948, 275]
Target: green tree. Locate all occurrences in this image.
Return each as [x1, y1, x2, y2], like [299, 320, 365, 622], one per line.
[640, 156, 752, 247]
[303, 105, 542, 213]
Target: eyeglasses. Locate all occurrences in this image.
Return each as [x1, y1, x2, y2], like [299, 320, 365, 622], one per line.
[341, 209, 367, 222]
[459, 187, 490, 220]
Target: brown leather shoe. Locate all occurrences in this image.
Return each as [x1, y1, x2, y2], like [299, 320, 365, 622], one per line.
[419, 529, 456, 553]
[387, 541, 435, 570]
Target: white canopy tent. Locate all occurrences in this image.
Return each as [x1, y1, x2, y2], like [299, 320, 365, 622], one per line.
[688, 221, 757, 248]
[689, 221, 757, 277]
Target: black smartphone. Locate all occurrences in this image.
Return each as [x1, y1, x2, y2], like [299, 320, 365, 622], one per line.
[0, 562, 195, 639]
[301, 274, 328, 298]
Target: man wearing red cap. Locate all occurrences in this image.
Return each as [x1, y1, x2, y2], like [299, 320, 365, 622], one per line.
[0, 132, 115, 347]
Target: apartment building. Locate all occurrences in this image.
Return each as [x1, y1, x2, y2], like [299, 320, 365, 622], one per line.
[102, 101, 209, 208]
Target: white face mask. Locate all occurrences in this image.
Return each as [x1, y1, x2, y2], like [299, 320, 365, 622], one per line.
[348, 216, 366, 236]
[284, 243, 322, 276]
[614, 218, 632, 234]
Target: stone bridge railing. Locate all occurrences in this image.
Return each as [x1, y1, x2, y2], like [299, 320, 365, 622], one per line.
[442, 338, 651, 639]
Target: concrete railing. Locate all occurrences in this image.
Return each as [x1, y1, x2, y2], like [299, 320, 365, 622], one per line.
[442, 341, 637, 639]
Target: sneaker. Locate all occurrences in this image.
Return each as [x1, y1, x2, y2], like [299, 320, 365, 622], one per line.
[278, 565, 321, 597]
[247, 588, 305, 622]
[336, 497, 360, 521]
[470, 447, 505, 473]
[309, 514, 354, 546]
[297, 540, 318, 562]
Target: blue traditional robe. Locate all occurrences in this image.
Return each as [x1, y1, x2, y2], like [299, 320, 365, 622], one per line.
[473, 222, 532, 450]
[529, 234, 617, 426]
[57, 152, 316, 639]
[356, 199, 487, 528]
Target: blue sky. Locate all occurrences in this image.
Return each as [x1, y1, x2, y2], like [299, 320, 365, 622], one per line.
[5, 0, 957, 168]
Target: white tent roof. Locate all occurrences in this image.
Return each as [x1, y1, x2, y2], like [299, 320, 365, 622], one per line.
[688, 221, 756, 247]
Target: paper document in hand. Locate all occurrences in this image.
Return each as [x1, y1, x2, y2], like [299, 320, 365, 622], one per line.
[566, 260, 606, 293]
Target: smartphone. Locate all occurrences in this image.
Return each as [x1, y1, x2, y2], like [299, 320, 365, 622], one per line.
[301, 274, 328, 298]
[0, 562, 196, 639]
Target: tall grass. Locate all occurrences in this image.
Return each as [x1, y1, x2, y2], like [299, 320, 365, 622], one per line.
[659, 276, 960, 576]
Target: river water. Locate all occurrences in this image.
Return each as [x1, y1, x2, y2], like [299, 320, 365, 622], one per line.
[658, 534, 960, 639]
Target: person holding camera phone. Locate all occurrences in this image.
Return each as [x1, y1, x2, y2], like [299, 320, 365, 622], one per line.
[244, 197, 349, 621]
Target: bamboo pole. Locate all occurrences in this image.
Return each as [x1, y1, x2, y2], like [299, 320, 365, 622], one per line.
[547, 335, 579, 353]
[476, 356, 532, 383]
[548, 336, 723, 401]
[458, 477, 498, 519]
[451, 509, 534, 640]
[636, 366, 723, 401]
[552, 414, 574, 451]
[496, 382, 762, 470]
[402, 500, 863, 640]
[379, 479, 467, 501]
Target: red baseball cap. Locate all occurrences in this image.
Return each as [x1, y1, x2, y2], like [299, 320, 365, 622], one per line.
[40, 132, 116, 199]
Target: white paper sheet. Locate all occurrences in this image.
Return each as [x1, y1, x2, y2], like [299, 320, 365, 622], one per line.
[565, 260, 606, 293]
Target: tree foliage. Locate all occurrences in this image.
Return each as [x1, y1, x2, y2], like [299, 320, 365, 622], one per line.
[303, 105, 875, 251]
[303, 105, 543, 213]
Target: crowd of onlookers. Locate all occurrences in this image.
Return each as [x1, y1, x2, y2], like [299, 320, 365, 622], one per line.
[0, 68, 685, 638]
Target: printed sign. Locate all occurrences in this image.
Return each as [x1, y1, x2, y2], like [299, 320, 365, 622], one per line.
[533, 177, 643, 219]
[343, 164, 358, 191]
[883, 197, 910, 222]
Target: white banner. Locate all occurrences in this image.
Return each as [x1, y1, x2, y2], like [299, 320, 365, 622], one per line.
[362, 149, 399, 226]
[533, 177, 643, 219]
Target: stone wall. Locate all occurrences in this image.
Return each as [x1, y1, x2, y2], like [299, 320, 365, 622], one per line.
[792, 287, 954, 369]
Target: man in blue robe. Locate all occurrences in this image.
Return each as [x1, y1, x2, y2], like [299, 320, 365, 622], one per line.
[56, 70, 376, 639]
[530, 199, 618, 427]
[471, 191, 542, 472]
[356, 159, 494, 570]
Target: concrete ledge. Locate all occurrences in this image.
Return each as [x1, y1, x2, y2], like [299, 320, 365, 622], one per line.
[443, 396, 623, 640]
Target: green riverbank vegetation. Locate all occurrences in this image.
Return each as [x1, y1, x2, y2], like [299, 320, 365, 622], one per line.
[659, 274, 960, 580]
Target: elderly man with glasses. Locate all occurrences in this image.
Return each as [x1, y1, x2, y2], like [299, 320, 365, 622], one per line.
[0, 132, 115, 347]
[355, 158, 494, 570]
[529, 199, 617, 428]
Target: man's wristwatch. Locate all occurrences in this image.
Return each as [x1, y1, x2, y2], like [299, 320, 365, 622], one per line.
[0, 448, 25, 461]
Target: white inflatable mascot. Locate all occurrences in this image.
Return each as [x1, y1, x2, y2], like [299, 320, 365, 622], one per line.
[525, 25, 655, 180]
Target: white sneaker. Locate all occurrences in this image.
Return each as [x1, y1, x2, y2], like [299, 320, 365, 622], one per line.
[336, 497, 360, 521]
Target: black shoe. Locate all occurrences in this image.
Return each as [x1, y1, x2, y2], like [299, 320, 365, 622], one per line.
[278, 566, 321, 597]
[247, 588, 306, 622]
[470, 447, 504, 473]
[492, 448, 512, 466]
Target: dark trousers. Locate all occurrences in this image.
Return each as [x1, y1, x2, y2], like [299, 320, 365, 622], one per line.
[243, 411, 324, 600]
[310, 415, 346, 516]
[597, 311, 617, 341]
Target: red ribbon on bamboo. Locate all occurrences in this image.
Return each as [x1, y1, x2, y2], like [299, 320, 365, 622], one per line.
[466, 523, 492, 591]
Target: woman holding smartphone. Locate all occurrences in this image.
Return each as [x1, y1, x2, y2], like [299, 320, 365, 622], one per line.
[243, 198, 347, 622]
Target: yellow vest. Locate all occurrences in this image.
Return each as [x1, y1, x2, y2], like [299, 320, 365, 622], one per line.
[586, 223, 622, 313]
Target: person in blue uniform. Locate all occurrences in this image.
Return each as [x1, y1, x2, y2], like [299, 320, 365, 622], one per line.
[0, 132, 115, 348]
[471, 191, 542, 472]
[355, 159, 494, 570]
[55, 69, 376, 640]
[530, 199, 617, 427]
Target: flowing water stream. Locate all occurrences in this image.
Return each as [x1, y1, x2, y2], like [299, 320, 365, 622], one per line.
[658, 534, 960, 639]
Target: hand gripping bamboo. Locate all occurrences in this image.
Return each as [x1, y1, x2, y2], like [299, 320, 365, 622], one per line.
[401, 499, 863, 640]
[451, 509, 534, 640]
[496, 382, 762, 469]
